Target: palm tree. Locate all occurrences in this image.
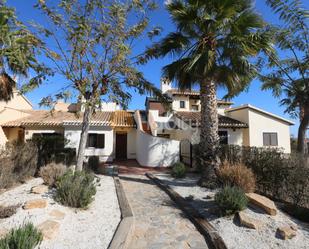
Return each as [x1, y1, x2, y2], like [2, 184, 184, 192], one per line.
[143, 0, 274, 187]
[0, 2, 47, 101]
[261, 0, 309, 154]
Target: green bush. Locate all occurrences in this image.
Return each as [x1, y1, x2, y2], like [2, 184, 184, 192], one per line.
[171, 162, 187, 178]
[0, 223, 42, 249]
[55, 170, 96, 208]
[215, 186, 248, 216]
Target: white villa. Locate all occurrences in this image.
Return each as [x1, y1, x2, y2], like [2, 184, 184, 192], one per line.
[0, 82, 294, 167]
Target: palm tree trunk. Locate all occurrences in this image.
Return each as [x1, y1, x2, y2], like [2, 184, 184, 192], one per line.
[197, 79, 220, 188]
[297, 104, 309, 154]
[76, 104, 92, 171]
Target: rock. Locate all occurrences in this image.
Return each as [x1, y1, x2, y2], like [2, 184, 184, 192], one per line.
[31, 185, 49, 194]
[23, 199, 47, 209]
[245, 193, 277, 216]
[37, 220, 60, 240]
[49, 209, 65, 220]
[238, 211, 263, 230]
[277, 225, 297, 240]
[0, 228, 8, 239]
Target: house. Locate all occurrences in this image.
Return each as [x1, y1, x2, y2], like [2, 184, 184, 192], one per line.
[145, 79, 294, 153]
[0, 81, 294, 167]
[0, 89, 33, 146]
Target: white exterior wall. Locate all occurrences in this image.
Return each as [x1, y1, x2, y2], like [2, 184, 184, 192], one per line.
[134, 111, 180, 167]
[25, 127, 64, 140]
[247, 109, 291, 153]
[227, 108, 292, 153]
[136, 130, 179, 167]
[172, 96, 190, 111]
[127, 129, 137, 159]
[64, 126, 114, 162]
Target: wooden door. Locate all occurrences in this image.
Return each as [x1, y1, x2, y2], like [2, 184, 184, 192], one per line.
[116, 133, 127, 160]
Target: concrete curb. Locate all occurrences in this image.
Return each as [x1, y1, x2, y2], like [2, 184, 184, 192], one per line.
[146, 173, 228, 249]
[108, 174, 134, 249]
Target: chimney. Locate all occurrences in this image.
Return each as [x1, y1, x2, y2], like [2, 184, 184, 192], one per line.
[161, 77, 172, 94]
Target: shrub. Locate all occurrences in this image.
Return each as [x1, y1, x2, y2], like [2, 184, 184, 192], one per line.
[217, 162, 256, 193]
[0, 223, 43, 249]
[55, 170, 96, 208]
[39, 163, 67, 187]
[10, 141, 38, 181]
[87, 156, 100, 173]
[171, 162, 187, 178]
[0, 204, 20, 219]
[0, 157, 15, 189]
[219, 145, 309, 208]
[0, 142, 38, 189]
[215, 186, 248, 216]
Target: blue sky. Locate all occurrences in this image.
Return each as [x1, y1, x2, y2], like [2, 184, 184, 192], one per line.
[7, 0, 307, 136]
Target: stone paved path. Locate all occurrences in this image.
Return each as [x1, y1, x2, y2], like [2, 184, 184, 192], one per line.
[121, 174, 209, 249]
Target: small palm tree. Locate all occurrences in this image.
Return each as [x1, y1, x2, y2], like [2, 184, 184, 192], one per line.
[143, 0, 274, 187]
[261, 0, 309, 154]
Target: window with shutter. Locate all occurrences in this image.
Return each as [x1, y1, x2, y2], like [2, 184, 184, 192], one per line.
[263, 133, 278, 146]
[97, 134, 105, 148]
[180, 101, 185, 108]
[218, 131, 228, 145]
[87, 134, 105, 148]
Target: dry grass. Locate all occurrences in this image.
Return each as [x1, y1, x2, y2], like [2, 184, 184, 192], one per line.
[39, 163, 67, 187]
[217, 161, 256, 193]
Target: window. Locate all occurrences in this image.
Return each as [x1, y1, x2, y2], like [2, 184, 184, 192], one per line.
[87, 134, 105, 148]
[218, 131, 228, 145]
[191, 105, 199, 111]
[157, 134, 170, 139]
[180, 101, 185, 109]
[263, 132, 278, 146]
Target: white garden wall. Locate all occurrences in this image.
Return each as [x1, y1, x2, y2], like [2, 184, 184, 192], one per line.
[134, 111, 180, 167]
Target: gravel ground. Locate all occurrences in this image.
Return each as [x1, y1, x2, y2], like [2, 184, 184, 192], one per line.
[157, 173, 309, 249]
[0, 175, 120, 249]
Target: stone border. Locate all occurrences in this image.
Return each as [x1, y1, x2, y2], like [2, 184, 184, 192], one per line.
[108, 173, 134, 249]
[146, 173, 228, 249]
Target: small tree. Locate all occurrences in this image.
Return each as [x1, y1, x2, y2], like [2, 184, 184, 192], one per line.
[0, 0, 49, 101]
[261, 0, 309, 154]
[31, 0, 165, 170]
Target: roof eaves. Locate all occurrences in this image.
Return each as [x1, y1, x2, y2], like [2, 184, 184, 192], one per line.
[226, 104, 294, 125]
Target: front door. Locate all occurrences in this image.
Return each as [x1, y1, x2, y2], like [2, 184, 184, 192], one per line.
[116, 133, 127, 160]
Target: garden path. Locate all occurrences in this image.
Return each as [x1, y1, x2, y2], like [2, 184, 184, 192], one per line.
[120, 174, 209, 249]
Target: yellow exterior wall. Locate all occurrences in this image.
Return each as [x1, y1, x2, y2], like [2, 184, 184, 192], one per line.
[0, 90, 32, 111]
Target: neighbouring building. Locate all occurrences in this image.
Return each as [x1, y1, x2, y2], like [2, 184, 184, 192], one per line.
[145, 79, 294, 154]
[0, 81, 294, 167]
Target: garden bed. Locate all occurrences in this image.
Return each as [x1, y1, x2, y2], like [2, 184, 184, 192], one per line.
[0, 175, 120, 249]
[156, 173, 309, 249]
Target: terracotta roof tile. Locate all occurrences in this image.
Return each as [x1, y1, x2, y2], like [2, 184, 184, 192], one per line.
[175, 111, 248, 128]
[1, 110, 135, 128]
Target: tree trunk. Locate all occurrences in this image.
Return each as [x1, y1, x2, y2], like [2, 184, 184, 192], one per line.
[76, 104, 92, 171]
[297, 104, 309, 154]
[197, 79, 220, 188]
